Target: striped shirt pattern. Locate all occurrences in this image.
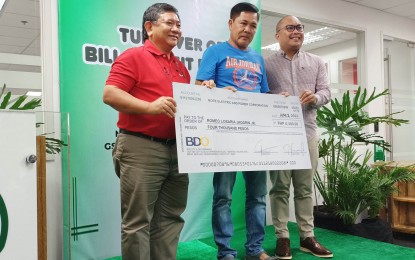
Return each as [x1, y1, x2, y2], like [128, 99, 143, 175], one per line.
[265, 50, 331, 139]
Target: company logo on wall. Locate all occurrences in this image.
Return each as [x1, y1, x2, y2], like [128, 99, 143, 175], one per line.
[0, 194, 9, 253]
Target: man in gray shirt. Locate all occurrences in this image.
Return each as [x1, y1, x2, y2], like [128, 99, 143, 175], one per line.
[265, 15, 333, 259]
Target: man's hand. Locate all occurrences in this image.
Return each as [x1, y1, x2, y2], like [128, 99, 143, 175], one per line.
[148, 96, 177, 118]
[300, 90, 317, 105]
[201, 79, 216, 89]
[223, 86, 237, 92]
[280, 91, 290, 97]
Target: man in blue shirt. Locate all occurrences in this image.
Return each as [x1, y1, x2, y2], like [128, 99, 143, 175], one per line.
[195, 2, 273, 260]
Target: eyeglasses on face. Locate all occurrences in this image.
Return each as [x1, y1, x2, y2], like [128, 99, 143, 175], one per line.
[152, 20, 182, 30]
[277, 24, 304, 33]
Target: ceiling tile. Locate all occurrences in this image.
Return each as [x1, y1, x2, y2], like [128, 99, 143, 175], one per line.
[0, 25, 39, 38]
[339, 0, 415, 21]
[0, 12, 40, 29]
[358, 0, 412, 10]
[385, 2, 415, 17]
[4, 0, 40, 17]
[0, 44, 25, 53]
[0, 35, 34, 46]
[22, 47, 40, 56]
[27, 35, 40, 48]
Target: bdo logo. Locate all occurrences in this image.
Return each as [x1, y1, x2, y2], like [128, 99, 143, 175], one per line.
[0, 194, 9, 253]
[186, 136, 210, 147]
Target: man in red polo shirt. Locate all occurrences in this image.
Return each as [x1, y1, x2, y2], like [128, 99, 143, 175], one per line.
[103, 3, 190, 260]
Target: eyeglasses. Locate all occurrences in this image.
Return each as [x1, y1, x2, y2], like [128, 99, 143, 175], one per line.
[277, 24, 305, 33]
[153, 20, 181, 30]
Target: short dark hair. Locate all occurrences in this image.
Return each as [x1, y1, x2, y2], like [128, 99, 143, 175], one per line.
[142, 3, 180, 41]
[230, 2, 260, 21]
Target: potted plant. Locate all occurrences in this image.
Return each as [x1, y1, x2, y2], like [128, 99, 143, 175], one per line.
[313, 86, 415, 242]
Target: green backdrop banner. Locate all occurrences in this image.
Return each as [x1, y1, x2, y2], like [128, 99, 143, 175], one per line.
[58, 0, 261, 258]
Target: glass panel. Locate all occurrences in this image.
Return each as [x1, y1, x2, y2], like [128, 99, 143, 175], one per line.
[339, 57, 358, 84]
[35, 111, 71, 259]
[384, 38, 415, 161]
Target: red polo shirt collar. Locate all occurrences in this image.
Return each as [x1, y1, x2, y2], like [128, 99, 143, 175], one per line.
[143, 40, 175, 60]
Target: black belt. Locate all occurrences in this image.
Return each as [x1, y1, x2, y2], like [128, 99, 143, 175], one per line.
[119, 129, 176, 146]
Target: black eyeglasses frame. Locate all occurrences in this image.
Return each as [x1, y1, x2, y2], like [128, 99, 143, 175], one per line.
[277, 24, 305, 33]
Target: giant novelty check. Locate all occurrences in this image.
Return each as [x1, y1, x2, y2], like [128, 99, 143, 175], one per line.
[173, 83, 311, 173]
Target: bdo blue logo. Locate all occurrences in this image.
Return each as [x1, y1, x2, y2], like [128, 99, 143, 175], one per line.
[186, 136, 209, 147]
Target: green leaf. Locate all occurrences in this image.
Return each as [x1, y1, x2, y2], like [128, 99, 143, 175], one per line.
[21, 98, 42, 110]
[0, 92, 11, 109]
[315, 86, 411, 224]
[9, 95, 28, 109]
[0, 84, 6, 100]
[0, 84, 42, 110]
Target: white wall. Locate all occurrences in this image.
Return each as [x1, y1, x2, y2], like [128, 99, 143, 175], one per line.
[0, 70, 41, 91]
[0, 53, 42, 94]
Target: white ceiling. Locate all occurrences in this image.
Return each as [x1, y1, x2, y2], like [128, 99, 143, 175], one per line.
[0, 0, 40, 72]
[261, 0, 415, 57]
[341, 0, 415, 20]
[0, 0, 415, 72]
[260, 12, 357, 57]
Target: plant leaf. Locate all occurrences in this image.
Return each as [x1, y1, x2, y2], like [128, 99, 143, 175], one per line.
[0, 91, 11, 109]
[9, 95, 28, 109]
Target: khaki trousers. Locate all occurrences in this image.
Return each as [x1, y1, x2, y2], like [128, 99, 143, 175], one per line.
[269, 136, 319, 239]
[113, 133, 189, 260]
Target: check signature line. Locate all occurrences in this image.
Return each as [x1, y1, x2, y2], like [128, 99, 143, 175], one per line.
[254, 141, 308, 156]
[254, 141, 281, 155]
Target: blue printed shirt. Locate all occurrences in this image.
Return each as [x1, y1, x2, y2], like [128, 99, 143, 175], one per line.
[197, 42, 269, 93]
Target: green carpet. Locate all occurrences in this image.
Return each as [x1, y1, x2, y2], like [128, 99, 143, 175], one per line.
[106, 222, 415, 259]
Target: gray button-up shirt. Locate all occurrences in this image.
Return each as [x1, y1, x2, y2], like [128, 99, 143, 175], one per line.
[265, 50, 331, 139]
